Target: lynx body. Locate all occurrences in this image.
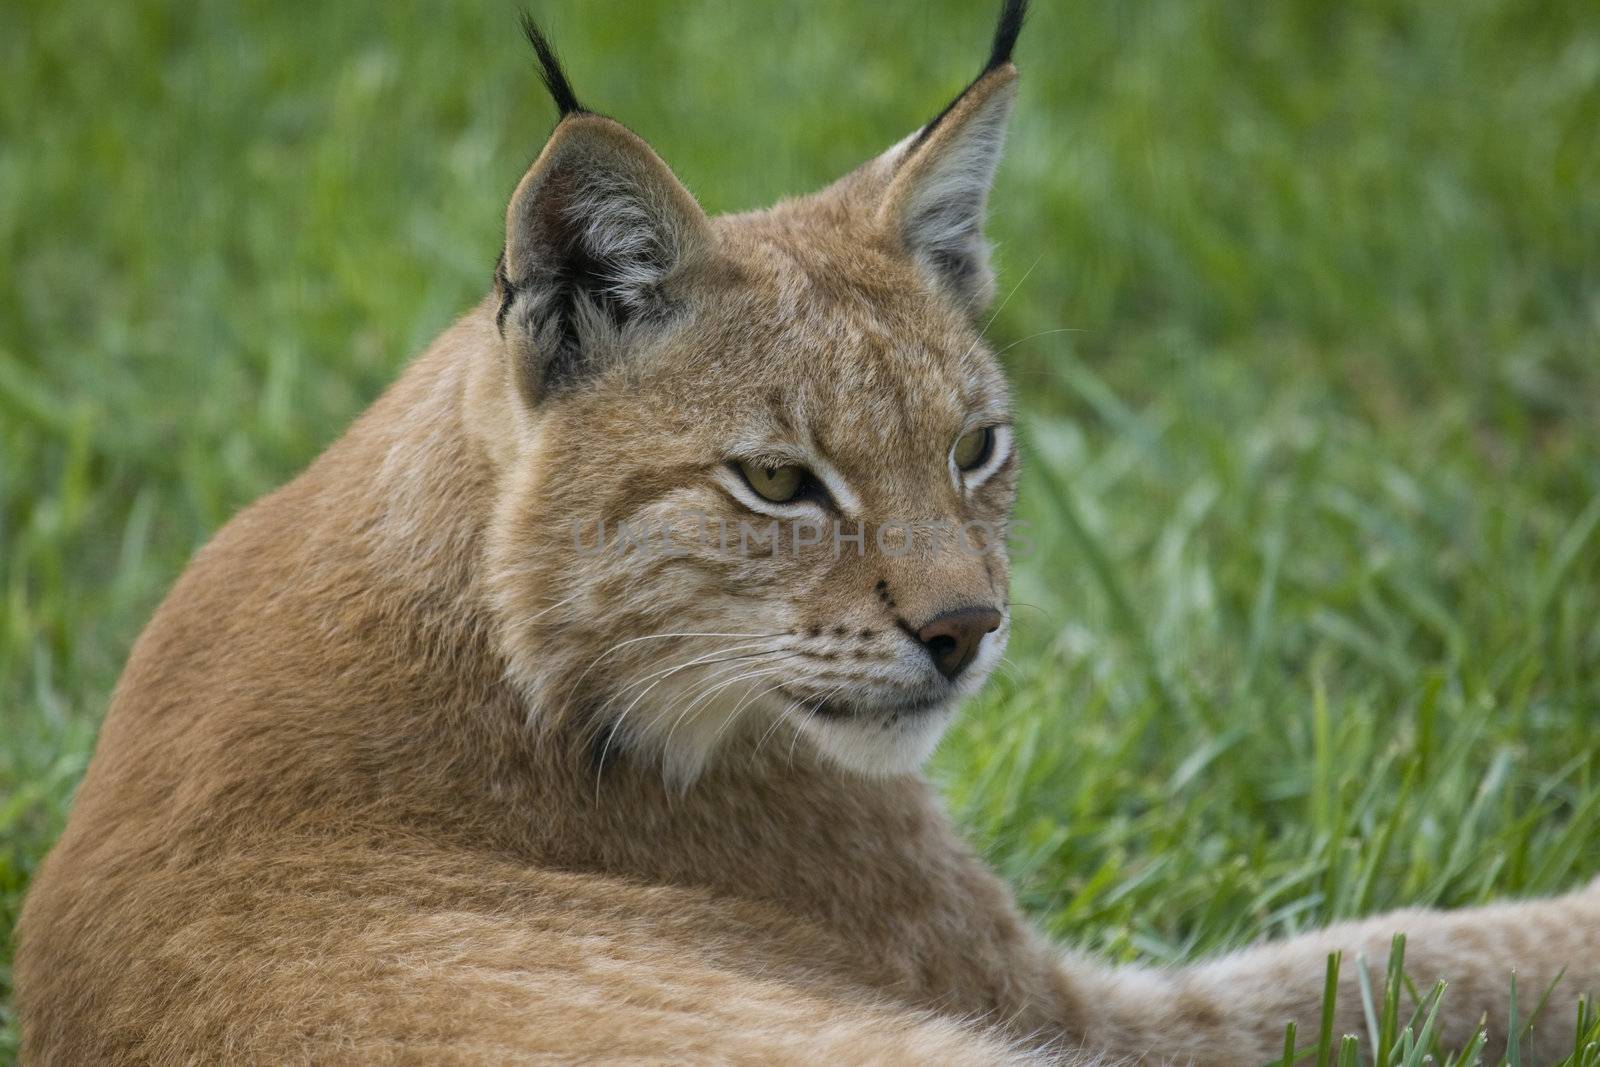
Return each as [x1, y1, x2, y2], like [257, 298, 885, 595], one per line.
[17, 3, 1599, 1062]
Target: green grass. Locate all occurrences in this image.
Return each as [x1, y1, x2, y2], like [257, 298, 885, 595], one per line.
[3, 0, 1598, 1061]
[1264, 941, 1600, 1065]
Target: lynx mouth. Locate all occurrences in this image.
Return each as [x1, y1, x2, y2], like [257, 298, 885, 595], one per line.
[779, 684, 964, 776]
[806, 693, 950, 721]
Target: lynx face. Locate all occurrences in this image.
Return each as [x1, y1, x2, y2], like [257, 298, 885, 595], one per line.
[483, 11, 1025, 785]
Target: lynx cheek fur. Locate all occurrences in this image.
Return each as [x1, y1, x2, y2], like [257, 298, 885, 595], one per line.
[16, 3, 1600, 1063]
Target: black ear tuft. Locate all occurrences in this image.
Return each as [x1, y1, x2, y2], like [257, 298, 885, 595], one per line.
[979, 0, 1030, 73]
[983, 0, 1029, 74]
[520, 12, 585, 118]
[913, 0, 1029, 150]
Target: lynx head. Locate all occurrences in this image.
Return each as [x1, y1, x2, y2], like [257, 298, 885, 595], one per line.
[481, 2, 1028, 787]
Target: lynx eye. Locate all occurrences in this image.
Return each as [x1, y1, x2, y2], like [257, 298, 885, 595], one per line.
[953, 427, 994, 471]
[736, 460, 806, 503]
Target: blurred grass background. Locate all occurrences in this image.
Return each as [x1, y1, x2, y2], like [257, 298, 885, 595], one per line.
[2, 0, 1598, 1059]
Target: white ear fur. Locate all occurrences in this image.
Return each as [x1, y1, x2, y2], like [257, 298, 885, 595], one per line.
[558, 168, 685, 310]
[878, 70, 1017, 313]
[499, 116, 711, 399]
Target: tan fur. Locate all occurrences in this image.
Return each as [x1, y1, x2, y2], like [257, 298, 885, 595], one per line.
[16, 38, 1600, 1067]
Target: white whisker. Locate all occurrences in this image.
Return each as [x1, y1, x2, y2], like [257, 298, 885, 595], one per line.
[522, 590, 581, 626]
[712, 676, 795, 746]
[593, 642, 784, 765]
[785, 682, 849, 768]
[610, 641, 786, 698]
[961, 252, 1041, 363]
[571, 629, 789, 692]
[989, 327, 1082, 359]
[658, 655, 808, 755]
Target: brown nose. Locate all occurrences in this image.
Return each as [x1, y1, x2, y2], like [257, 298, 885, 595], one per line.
[915, 607, 1003, 681]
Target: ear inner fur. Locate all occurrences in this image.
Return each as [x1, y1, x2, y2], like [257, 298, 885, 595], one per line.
[878, 67, 1018, 313]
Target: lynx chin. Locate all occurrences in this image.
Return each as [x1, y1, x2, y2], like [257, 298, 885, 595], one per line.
[16, 2, 1600, 1063]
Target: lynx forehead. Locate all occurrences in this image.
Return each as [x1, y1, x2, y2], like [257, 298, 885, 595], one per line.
[482, 6, 1028, 784]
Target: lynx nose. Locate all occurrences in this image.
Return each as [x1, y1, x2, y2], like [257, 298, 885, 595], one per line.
[915, 607, 1003, 681]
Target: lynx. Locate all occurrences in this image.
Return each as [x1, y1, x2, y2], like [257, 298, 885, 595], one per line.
[17, 2, 1599, 1063]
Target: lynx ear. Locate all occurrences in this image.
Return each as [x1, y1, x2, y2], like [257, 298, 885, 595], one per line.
[877, 0, 1025, 313]
[496, 18, 711, 401]
[497, 116, 711, 398]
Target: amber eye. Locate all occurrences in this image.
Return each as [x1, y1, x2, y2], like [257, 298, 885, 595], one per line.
[737, 461, 806, 503]
[952, 427, 994, 471]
